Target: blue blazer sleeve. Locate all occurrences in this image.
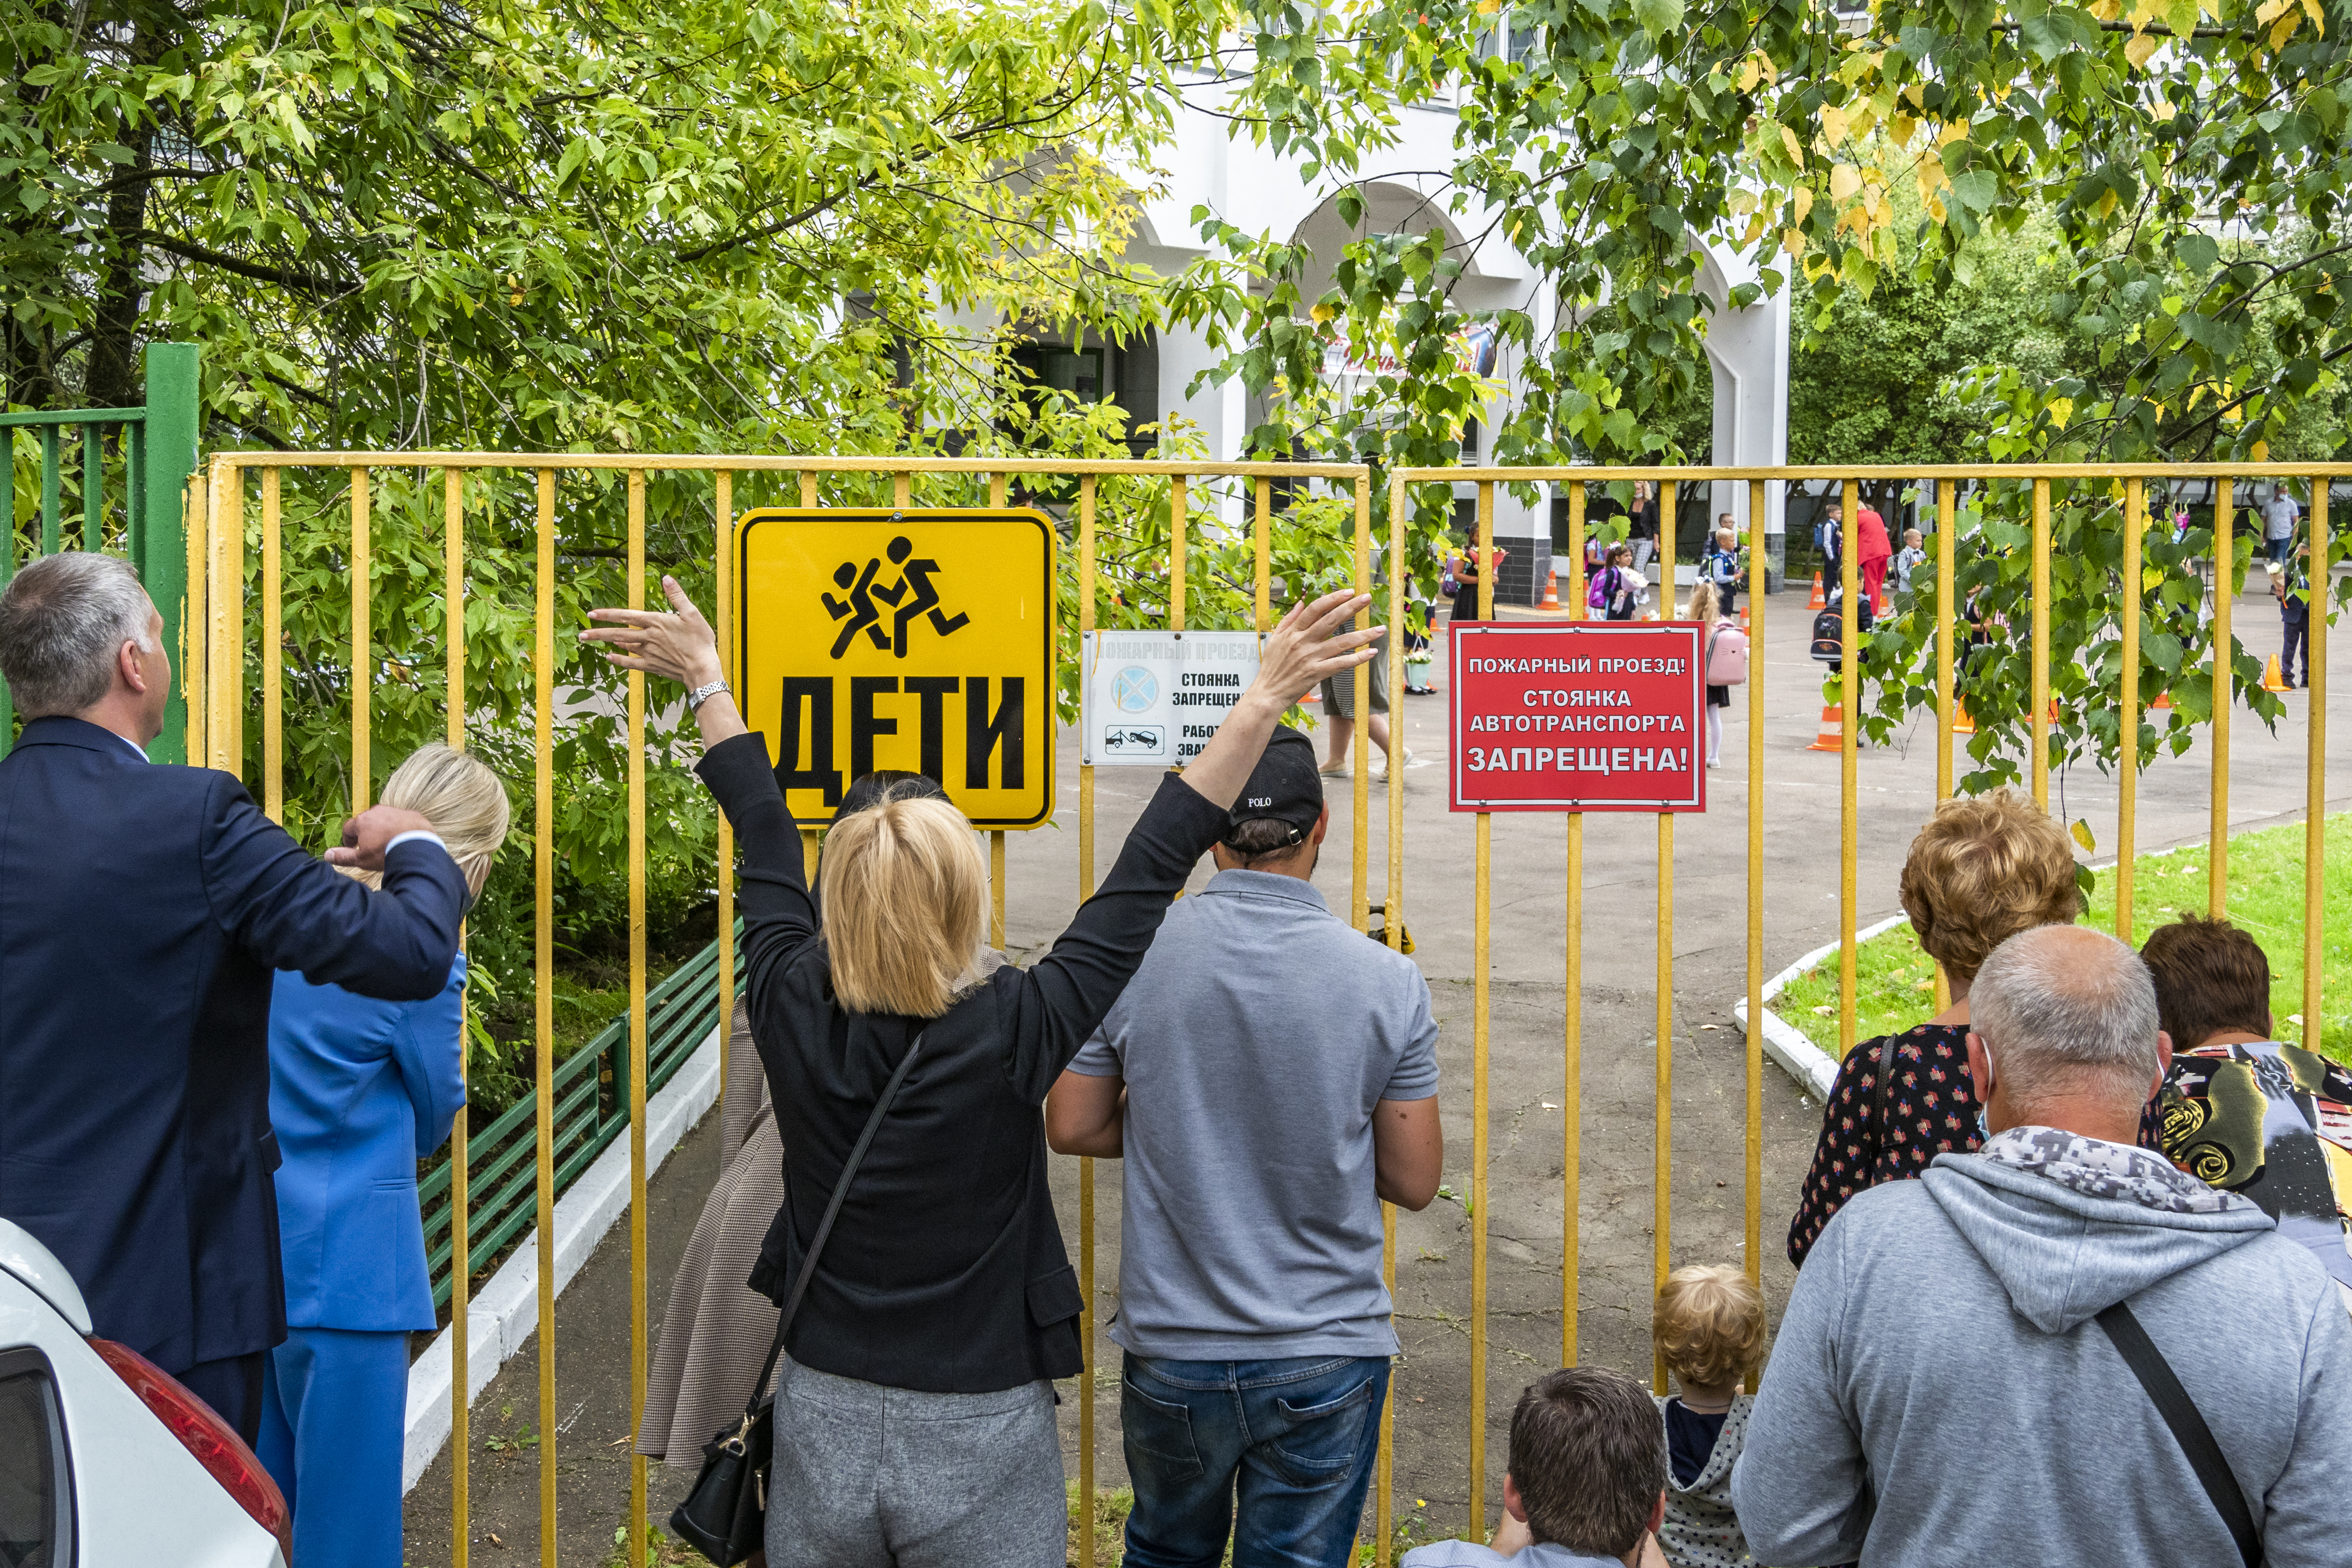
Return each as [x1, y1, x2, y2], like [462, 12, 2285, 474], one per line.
[198, 773, 466, 999]
[392, 955, 469, 1158]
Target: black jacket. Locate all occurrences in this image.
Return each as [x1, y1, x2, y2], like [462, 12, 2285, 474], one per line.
[698, 732, 1225, 1392]
[0, 717, 467, 1371]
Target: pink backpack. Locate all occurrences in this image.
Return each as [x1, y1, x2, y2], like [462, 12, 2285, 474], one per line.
[1705, 623, 1749, 686]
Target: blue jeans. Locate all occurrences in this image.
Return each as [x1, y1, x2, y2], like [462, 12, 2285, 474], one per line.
[1120, 1353, 1391, 1568]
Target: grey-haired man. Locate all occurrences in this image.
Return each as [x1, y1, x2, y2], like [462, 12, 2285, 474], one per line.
[1735, 924, 2352, 1567]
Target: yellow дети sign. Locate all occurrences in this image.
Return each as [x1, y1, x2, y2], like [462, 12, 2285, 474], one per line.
[735, 508, 1056, 828]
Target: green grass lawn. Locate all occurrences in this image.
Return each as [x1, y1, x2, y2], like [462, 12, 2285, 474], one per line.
[1772, 813, 2352, 1068]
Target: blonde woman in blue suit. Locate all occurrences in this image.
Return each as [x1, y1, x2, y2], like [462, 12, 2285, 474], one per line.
[257, 743, 511, 1568]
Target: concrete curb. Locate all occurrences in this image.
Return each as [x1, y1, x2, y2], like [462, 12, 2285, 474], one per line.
[402, 1022, 723, 1493]
[1733, 914, 1912, 1102]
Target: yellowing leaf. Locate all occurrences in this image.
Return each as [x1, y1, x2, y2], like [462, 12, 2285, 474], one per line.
[1891, 113, 1918, 145]
[1783, 227, 1807, 256]
[1736, 55, 1762, 92]
[1938, 119, 1970, 146]
[2072, 818, 2097, 853]
[2300, 0, 2326, 33]
[1927, 193, 1949, 223]
[1821, 103, 1851, 144]
[2269, 9, 2301, 45]
[1830, 163, 1862, 201]
[2048, 397, 2075, 426]
[2251, 439, 2270, 461]
[1780, 124, 1806, 167]
[1792, 186, 1814, 225]
[2152, 98, 2179, 122]
[2126, 31, 2159, 66]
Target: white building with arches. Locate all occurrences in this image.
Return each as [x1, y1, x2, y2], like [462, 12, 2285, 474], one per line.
[1045, 79, 1793, 604]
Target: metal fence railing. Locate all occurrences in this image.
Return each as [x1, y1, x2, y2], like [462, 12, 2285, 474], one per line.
[188, 449, 2344, 1564]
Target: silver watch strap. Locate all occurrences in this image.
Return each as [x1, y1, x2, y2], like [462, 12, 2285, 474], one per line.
[686, 678, 731, 713]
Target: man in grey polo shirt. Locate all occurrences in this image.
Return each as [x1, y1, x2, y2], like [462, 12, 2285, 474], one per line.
[1048, 726, 1443, 1568]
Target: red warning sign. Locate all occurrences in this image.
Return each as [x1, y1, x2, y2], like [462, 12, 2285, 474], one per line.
[1449, 623, 1707, 812]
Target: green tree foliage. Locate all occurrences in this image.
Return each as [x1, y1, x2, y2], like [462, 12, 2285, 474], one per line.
[1197, 0, 2347, 788]
[0, 0, 1258, 1098]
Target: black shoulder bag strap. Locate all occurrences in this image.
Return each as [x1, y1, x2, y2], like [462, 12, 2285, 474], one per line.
[2096, 1300, 2263, 1568]
[756, 1027, 926, 1392]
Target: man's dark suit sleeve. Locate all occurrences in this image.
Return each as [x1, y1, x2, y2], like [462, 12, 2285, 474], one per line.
[198, 775, 466, 1000]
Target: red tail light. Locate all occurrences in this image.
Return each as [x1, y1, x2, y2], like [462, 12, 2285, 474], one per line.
[88, 1337, 293, 1562]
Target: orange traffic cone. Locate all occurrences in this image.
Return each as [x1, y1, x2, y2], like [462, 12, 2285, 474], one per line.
[2263, 654, 2291, 692]
[1739, 606, 1750, 631]
[1540, 571, 1561, 611]
[2151, 690, 2173, 710]
[1806, 704, 1844, 752]
[1808, 572, 1827, 610]
[1951, 702, 1976, 735]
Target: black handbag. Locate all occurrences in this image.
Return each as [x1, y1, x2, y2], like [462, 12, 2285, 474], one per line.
[670, 1030, 925, 1565]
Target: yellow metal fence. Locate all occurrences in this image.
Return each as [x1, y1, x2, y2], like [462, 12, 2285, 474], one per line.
[191, 453, 2341, 1565]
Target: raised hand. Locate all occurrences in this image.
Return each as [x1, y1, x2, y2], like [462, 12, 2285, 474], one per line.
[1178, 588, 1384, 812]
[1248, 588, 1383, 707]
[582, 575, 723, 688]
[582, 576, 745, 745]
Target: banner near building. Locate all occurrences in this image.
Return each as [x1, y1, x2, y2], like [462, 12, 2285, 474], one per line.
[1450, 623, 1706, 812]
[1080, 631, 1264, 766]
[737, 508, 1055, 828]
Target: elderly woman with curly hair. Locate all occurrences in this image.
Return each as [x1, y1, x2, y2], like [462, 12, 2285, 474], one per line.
[1785, 789, 2160, 1268]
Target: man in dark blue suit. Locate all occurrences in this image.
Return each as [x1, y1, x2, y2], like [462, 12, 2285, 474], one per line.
[0, 551, 468, 1441]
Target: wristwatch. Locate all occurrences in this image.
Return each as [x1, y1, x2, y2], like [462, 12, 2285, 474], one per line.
[686, 679, 731, 714]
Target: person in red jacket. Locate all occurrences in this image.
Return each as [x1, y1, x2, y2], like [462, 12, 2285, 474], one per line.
[1857, 504, 1894, 612]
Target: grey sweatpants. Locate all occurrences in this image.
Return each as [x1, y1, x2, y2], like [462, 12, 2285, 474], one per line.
[764, 1359, 1065, 1568]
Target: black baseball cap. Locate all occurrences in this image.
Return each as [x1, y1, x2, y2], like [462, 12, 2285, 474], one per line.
[1222, 726, 1323, 847]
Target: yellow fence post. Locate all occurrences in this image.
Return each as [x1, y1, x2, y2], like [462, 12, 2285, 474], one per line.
[2304, 478, 2328, 1053]
[1839, 480, 1859, 1061]
[1377, 470, 1405, 1568]
[261, 469, 282, 824]
[1566, 481, 1588, 1356]
[350, 471, 370, 812]
[534, 467, 559, 1563]
[1744, 477, 1765, 1285]
[1469, 477, 1495, 1539]
[1076, 473, 1098, 1568]
[2031, 479, 2053, 809]
[626, 468, 649, 1568]
[445, 467, 470, 1568]
[2119, 480, 2144, 939]
[1653, 483, 1677, 1394]
[2211, 480, 2234, 916]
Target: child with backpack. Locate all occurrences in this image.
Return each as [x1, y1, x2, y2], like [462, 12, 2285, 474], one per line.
[1700, 527, 1744, 617]
[1689, 584, 1745, 769]
[1588, 542, 1646, 621]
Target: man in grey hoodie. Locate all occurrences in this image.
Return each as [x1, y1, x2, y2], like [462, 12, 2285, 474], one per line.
[1732, 924, 2352, 1567]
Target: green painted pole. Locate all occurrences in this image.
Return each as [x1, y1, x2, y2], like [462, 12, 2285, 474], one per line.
[83, 425, 104, 551]
[40, 426, 60, 556]
[141, 344, 200, 765]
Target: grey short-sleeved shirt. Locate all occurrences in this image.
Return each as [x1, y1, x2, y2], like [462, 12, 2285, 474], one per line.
[1069, 867, 1441, 1360]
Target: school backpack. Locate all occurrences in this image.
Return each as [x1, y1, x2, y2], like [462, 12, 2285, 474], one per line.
[1705, 548, 1740, 589]
[1590, 566, 1640, 617]
[1809, 591, 1875, 662]
[1705, 624, 1749, 686]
